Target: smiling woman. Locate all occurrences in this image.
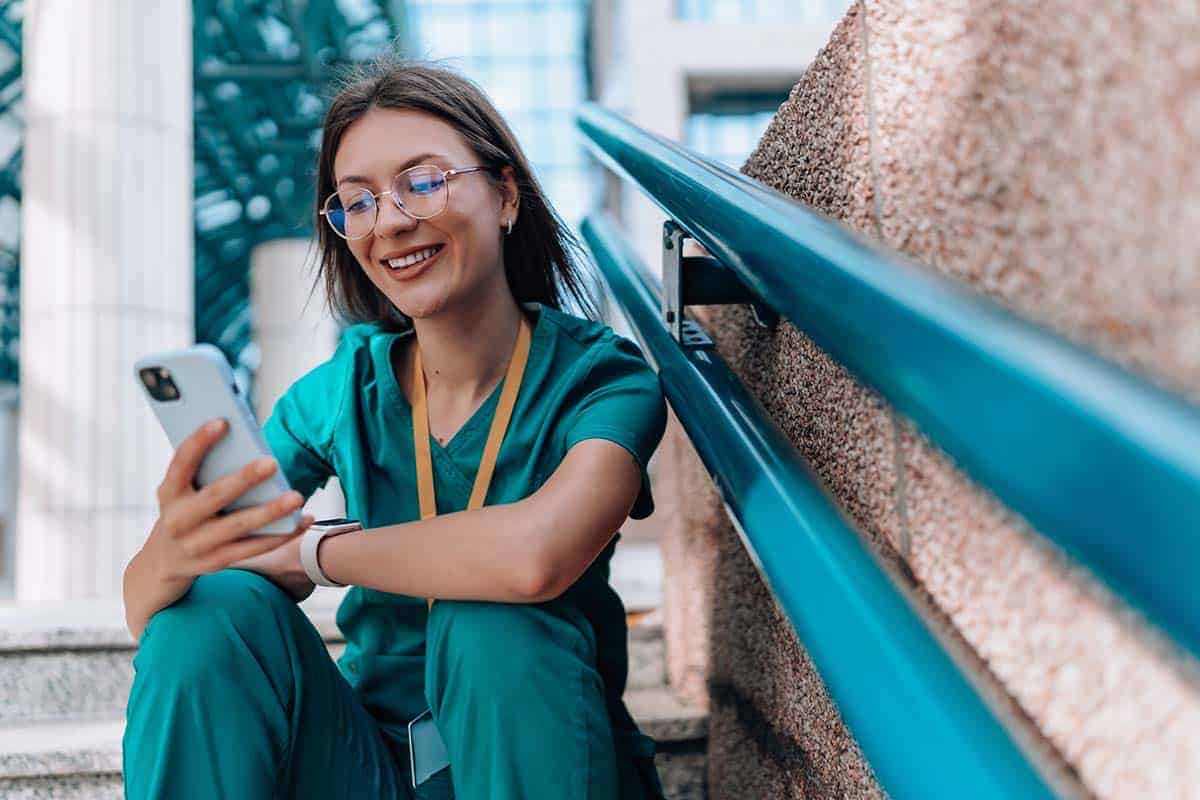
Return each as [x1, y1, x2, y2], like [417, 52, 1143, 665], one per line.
[122, 59, 670, 800]
[328, 108, 525, 325]
[313, 63, 595, 338]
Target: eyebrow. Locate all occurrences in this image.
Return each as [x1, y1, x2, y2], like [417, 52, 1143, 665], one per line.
[336, 153, 449, 187]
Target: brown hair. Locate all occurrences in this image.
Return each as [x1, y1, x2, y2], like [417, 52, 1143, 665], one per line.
[310, 57, 599, 331]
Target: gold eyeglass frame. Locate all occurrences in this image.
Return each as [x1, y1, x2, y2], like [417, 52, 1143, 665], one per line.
[320, 164, 492, 240]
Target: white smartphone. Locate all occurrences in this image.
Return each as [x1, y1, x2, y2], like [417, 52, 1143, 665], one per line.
[134, 343, 301, 535]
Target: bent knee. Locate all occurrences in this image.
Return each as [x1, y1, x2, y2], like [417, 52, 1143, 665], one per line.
[431, 600, 550, 651]
[135, 569, 294, 678]
[428, 600, 595, 694]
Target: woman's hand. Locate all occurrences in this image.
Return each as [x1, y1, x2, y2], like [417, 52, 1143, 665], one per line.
[125, 417, 319, 641]
[140, 417, 315, 592]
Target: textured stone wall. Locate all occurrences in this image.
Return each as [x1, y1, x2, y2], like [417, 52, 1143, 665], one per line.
[659, 2, 1200, 798]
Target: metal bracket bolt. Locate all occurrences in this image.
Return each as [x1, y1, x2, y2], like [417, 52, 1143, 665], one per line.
[661, 220, 778, 346]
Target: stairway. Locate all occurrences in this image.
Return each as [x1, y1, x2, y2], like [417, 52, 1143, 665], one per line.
[0, 574, 707, 798]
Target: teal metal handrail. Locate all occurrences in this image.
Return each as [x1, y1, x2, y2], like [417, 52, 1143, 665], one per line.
[576, 102, 1200, 659]
[581, 214, 1055, 799]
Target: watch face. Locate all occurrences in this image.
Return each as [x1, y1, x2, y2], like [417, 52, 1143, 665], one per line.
[312, 520, 361, 532]
[314, 517, 355, 526]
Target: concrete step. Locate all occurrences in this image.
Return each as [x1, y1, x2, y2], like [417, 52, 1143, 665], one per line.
[0, 590, 666, 725]
[623, 686, 709, 800]
[0, 687, 707, 799]
[0, 717, 123, 799]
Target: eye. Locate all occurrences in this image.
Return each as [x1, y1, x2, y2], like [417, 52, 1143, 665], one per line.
[404, 169, 445, 196]
[411, 178, 442, 195]
[341, 189, 375, 214]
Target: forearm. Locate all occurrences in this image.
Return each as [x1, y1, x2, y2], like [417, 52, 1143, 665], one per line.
[319, 496, 548, 603]
[123, 545, 192, 643]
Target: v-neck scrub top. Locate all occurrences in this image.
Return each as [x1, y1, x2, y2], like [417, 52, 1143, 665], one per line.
[261, 300, 668, 751]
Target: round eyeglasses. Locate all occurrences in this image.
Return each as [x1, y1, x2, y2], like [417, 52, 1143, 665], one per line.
[320, 164, 493, 240]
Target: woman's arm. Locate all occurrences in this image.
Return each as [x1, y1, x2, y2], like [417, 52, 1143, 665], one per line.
[318, 438, 642, 603]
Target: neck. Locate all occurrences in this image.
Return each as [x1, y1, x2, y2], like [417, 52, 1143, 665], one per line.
[408, 288, 527, 404]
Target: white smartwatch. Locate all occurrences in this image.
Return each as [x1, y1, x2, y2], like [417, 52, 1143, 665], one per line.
[300, 518, 362, 587]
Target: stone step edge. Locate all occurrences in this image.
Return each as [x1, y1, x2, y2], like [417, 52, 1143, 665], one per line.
[0, 594, 664, 652]
[0, 687, 707, 780]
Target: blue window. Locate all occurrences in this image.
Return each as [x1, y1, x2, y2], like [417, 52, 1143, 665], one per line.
[686, 110, 779, 169]
[677, 0, 850, 23]
[405, 1, 597, 228]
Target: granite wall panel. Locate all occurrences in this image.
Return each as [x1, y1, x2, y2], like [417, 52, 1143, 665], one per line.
[659, 407, 721, 708]
[864, 1, 1200, 795]
[658, 1, 1200, 797]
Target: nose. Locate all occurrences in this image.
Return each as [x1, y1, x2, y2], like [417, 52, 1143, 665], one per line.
[374, 193, 419, 238]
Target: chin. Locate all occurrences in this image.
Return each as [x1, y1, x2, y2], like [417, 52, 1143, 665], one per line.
[392, 290, 453, 321]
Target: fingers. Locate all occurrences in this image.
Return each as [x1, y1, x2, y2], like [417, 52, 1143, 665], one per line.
[184, 489, 307, 558]
[205, 514, 314, 575]
[158, 418, 229, 503]
[198, 524, 306, 575]
[167, 454, 283, 537]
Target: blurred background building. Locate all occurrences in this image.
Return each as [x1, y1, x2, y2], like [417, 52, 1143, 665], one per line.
[0, 0, 845, 604]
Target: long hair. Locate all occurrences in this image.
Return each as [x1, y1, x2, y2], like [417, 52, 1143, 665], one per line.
[310, 57, 599, 331]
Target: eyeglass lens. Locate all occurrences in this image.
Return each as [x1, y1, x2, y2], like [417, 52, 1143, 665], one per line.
[325, 166, 450, 238]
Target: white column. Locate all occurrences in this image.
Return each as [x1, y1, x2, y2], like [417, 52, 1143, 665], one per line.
[250, 238, 345, 522]
[0, 383, 17, 599]
[16, 1, 193, 603]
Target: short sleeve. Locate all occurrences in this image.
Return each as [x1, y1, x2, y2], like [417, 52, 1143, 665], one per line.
[260, 326, 362, 500]
[261, 387, 335, 501]
[563, 333, 668, 520]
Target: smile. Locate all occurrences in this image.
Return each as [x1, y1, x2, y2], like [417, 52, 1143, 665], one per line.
[387, 244, 444, 270]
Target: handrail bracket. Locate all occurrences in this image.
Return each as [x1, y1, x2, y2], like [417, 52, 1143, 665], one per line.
[662, 220, 777, 346]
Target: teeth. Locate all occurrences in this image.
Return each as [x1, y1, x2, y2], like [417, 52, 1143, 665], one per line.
[387, 246, 439, 269]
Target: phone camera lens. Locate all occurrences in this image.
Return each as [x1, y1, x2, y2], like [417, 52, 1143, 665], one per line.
[139, 366, 181, 402]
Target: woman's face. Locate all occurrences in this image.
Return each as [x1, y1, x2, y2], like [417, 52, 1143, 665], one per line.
[331, 107, 518, 321]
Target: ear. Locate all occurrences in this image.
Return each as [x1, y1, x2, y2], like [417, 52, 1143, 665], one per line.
[497, 165, 520, 226]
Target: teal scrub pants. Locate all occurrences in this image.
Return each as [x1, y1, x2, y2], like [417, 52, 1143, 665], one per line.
[123, 568, 654, 799]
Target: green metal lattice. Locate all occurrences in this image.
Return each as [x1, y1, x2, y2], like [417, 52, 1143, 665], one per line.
[0, 0, 21, 387]
[193, 0, 409, 400]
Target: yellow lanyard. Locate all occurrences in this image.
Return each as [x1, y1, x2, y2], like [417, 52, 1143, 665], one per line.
[412, 313, 533, 610]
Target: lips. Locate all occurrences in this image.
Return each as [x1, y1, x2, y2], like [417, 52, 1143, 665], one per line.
[382, 243, 444, 270]
[379, 243, 445, 282]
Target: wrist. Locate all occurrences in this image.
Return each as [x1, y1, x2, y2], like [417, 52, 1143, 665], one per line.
[300, 520, 360, 587]
[139, 538, 187, 587]
[316, 533, 341, 586]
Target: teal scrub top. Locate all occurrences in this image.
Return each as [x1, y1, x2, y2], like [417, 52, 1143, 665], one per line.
[261, 300, 669, 745]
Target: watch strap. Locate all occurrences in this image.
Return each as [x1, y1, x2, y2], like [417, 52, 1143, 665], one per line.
[300, 523, 359, 587]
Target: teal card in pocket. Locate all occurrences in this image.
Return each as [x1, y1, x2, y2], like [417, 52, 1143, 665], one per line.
[407, 707, 451, 788]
